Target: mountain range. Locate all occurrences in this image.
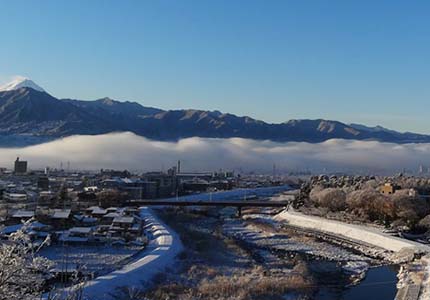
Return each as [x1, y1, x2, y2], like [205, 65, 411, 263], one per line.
[0, 77, 429, 146]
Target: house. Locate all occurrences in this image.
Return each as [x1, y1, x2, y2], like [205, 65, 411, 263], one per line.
[27, 222, 52, 240]
[49, 209, 72, 229]
[38, 191, 56, 207]
[59, 227, 94, 243]
[380, 183, 400, 195]
[73, 214, 98, 226]
[102, 212, 120, 225]
[106, 207, 119, 213]
[109, 216, 137, 240]
[86, 206, 107, 218]
[51, 209, 71, 220]
[123, 207, 139, 216]
[10, 210, 34, 223]
[37, 176, 50, 190]
[0, 221, 51, 238]
[111, 216, 135, 231]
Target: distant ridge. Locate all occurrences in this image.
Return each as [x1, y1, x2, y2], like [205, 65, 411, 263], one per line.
[0, 77, 429, 146]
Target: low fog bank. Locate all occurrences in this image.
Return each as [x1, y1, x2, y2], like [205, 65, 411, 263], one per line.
[0, 132, 429, 173]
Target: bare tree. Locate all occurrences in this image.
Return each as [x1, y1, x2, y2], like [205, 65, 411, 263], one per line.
[0, 221, 52, 300]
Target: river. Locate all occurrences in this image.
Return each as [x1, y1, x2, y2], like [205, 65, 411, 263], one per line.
[151, 186, 399, 300]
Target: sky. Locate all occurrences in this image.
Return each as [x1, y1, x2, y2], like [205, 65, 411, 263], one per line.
[1, 1, 430, 133]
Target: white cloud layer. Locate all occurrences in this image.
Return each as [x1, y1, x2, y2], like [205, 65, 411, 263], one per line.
[1, 132, 429, 174]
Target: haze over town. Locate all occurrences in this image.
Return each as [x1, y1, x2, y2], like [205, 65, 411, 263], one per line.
[1, 132, 430, 174]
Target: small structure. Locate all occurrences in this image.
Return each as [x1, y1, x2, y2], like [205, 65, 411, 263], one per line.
[37, 176, 50, 190]
[84, 186, 98, 192]
[123, 207, 139, 216]
[111, 216, 135, 231]
[102, 212, 120, 225]
[59, 227, 93, 243]
[4, 192, 28, 203]
[86, 206, 107, 218]
[408, 188, 418, 197]
[51, 209, 71, 220]
[14, 157, 28, 174]
[50, 209, 72, 229]
[380, 183, 400, 195]
[0, 221, 51, 237]
[73, 214, 97, 226]
[11, 210, 34, 223]
[38, 191, 55, 207]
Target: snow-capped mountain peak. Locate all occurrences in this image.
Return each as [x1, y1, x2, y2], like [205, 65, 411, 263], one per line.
[0, 76, 45, 92]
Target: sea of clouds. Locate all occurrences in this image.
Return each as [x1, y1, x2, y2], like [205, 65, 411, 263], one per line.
[1, 132, 430, 173]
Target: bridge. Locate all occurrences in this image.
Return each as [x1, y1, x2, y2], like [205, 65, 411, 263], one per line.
[127, 199, 289, 216]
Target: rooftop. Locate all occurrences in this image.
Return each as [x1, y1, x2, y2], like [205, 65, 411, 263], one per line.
[113, 216, 134, 224]
[51, 209, 71, 219]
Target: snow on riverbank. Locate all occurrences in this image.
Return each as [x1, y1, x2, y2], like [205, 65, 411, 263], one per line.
[223, 214, 374, 283]
[275, 209, 430, 300]
[224, 216, 369, 262]
[275, 209, 426, 254]
[64, 207, 183, 300]
[419, 256, 430, 299]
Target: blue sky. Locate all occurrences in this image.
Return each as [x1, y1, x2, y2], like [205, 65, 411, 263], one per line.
[1, 0, 429, 133]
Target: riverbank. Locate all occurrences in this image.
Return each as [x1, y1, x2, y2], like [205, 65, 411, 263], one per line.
[275, 209, 426, 255]
[275, 209, 430, 300]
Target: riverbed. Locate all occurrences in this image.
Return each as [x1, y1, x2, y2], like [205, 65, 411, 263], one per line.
[147, 208, 397, 299]
[141, 187, 399, 299]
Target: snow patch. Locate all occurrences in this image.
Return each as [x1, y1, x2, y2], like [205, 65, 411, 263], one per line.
[275, 210, 427, 253]
[0, 76, 45, 92]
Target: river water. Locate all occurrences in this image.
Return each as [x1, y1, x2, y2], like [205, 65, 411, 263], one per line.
[317, 265, 398, 300]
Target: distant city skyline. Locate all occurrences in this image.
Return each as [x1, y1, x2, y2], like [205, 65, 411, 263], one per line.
[1, 1, 430, 133]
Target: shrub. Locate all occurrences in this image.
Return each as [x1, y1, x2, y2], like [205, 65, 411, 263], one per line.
[346, 189, 395, 223]
[310, 188, 346, 212]
[392, 190, 430, 228]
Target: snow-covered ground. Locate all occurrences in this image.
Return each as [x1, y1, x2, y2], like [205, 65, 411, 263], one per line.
[222, 214, 375, 284]
[39, 244, 141, 275]
[223, 216, 370, 262]
[59, 207, 183, 300]
[275, 209, 427, 253]
[419, 256, 430, 299]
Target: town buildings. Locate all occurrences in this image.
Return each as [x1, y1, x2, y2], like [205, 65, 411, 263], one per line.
[14, 157, 28, 174]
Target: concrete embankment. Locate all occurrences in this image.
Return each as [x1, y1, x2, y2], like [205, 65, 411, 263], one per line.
[275, 209, 430, 300]
[275, 210, 426, 253]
